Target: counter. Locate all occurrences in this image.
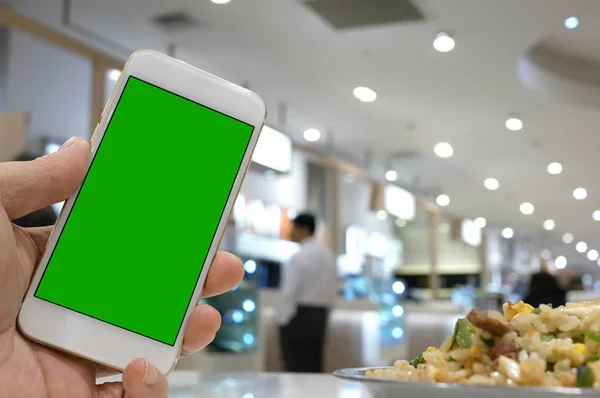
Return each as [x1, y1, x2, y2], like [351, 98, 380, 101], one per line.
[178, 290, 466, 374]
[178, 289, 402, 373]
[168, 371, 369, 397]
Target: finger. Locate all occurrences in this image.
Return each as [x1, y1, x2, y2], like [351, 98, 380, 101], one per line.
[122, 358, 169, 398]
[181, 304, 221, 356]
[24, 225, 53, 256]
[96, 381, 124, 398]
[202, 251, 244, 298]
[0, 137, 89, 220]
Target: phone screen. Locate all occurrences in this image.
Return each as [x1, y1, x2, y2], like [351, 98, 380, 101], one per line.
[34, 76, 254, 346]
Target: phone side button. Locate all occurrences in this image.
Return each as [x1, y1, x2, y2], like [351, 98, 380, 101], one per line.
[90, 124, 100, 145]
[101, 100, 110, 119]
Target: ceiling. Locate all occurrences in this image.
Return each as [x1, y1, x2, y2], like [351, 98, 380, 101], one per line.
[11, 0, 600, 268]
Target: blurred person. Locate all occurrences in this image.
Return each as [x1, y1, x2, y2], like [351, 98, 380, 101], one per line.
[523, 271, 566, 308]
[566, 274, 584, 291]
[10, 152, 58, 228]
[558, 269, 584, 291]
[277, 213, 337, 373]
[0, 137, 245, 397]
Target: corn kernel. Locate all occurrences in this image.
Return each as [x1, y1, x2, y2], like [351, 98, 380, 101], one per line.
[511, 301, 534, 318]
[574, 343, 587, 356]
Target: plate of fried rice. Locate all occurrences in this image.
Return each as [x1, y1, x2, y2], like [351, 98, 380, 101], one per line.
[334, 300, 600, 397]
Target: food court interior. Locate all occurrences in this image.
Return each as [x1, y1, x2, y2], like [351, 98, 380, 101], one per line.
[2, 0, 600, 396]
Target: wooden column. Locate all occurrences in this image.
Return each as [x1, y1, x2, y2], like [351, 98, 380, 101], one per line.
[480, 228, 490, 286]
[330, 168, 341, 254]
[428, 208, 440, 298]
[90, 62, 106, 138]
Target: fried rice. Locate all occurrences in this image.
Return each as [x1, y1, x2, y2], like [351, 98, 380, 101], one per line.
[367, 300, 600, 388]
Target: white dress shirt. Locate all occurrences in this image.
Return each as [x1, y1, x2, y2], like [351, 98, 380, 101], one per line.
[275, 237, 338, 325]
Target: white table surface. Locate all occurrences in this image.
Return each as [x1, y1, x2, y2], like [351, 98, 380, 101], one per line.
[166, 371, 370, 397]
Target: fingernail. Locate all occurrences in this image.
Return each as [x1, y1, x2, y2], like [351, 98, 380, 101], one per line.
[143, 360, 158, 386]
[60, 137, 78, 150]
[180, 348, 192, 357]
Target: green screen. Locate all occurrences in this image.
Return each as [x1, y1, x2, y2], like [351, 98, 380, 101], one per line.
[35, 76, 254, 345]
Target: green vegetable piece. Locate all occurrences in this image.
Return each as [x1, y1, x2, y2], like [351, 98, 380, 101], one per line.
[546, 362, 555, 372]
[547, 304, 553, 308]
[586, 355, 600, 363]
[585, 331, 600, 343]
[412, 353, 425, 367]
[577, 365, 595, 388]
[447, 356, 457, 362]
[480, 335, 495, 348]
[532, 308, 541, 315]
[454, 318, 475, 349]
[541, 334, 554, 342]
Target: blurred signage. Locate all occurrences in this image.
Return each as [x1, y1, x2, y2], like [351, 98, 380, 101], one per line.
[345, 225, 402, 266]
[252, 125, 292, 173]
[384, 185, 416, 221]
[461, 218, 482, 247]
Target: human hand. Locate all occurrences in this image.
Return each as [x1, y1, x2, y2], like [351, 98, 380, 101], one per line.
[0, 137, 244, 398]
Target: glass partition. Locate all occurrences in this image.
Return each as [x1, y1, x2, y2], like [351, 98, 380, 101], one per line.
[394, 202, 432, 300]
[204, 254, 259, 353]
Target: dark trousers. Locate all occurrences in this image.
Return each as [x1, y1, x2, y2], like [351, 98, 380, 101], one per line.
[279, 305, 329, 373]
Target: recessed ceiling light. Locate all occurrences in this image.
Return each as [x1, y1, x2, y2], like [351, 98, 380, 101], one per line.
[593, 210, 600, 221]
[505, 117, 523, 131]
[588, 249, 599, 261]
[434, 142, 454, 158]
[433, 32, 455, 52]
[385, 170, 398, 182]
[474, 217, 486, 228]
[519, 202, 534, 215]
[547, 162, 563, 175]
[484, 178, 499, 191]
[562, 233, 574, 244]
[395, 218, 407, 228]
[108, 69, 121, 81]
[540, 249, 552, 260]
[576, 241, 588, 253]
[353, 86, 377, 103]
[376, 210, 388, 221]
[543, 219, 555, 231]
[436, 194, 450, 207]
[501, 227, 514, 239]
[573, 187, 588, 200]
[564, 16, 579, 29]
[555, 255, 567, 269]
[303, 128, 321, 142]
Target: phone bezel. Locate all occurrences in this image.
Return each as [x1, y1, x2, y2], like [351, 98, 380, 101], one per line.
[18, 50, 266, 374]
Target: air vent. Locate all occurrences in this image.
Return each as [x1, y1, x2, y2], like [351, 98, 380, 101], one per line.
[391, 149, 419, 160]
[304, 0, 425, 30]
[151, 11, 199, 32]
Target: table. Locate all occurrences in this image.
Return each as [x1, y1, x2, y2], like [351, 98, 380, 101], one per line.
[134, 371, 370, 397]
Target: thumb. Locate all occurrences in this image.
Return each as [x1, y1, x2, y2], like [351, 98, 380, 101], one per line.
[0, 137, 89, 220]
[123, 358, 169, 398]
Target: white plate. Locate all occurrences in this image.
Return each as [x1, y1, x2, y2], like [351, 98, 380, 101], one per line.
[333, 367, 596, 398]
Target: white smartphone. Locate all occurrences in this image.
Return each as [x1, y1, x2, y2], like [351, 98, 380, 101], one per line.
[18, 50, 266, 374]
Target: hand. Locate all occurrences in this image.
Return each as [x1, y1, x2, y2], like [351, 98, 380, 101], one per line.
[0, 138, 245, 398]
